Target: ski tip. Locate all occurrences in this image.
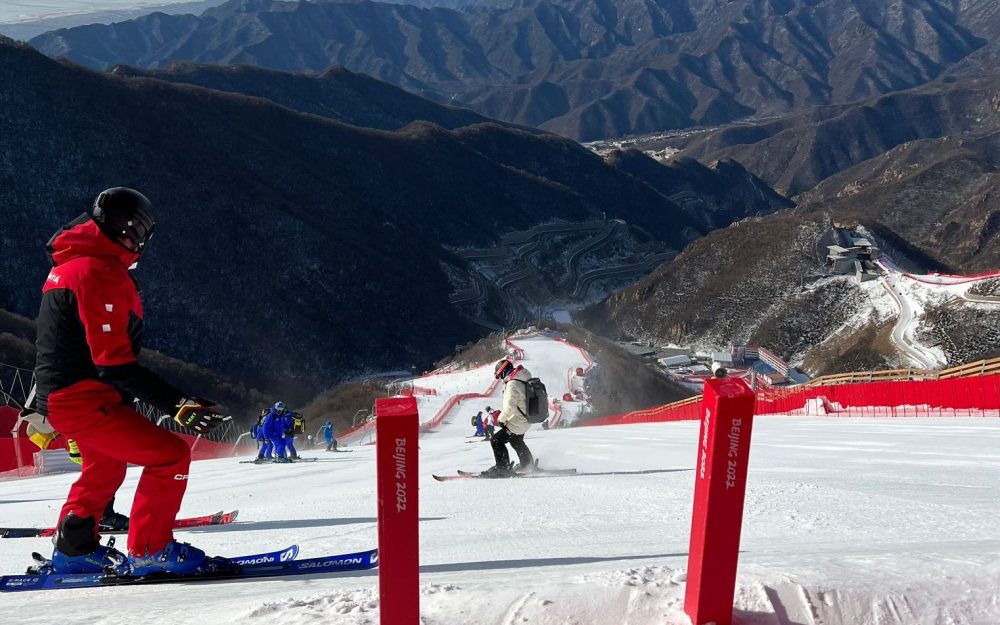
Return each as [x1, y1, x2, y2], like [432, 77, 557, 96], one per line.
[228, 510, 239, 522]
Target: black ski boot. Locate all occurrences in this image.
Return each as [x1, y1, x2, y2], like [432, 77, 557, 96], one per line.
[480, 464, 515, 479]
[99, 511, 130, 532]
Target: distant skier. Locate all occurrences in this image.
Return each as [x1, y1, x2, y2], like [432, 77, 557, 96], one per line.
[283, 411, 301, 460]
[252, 408, 271, 462]
[321, 420, 337, 451]
[482, 358, 535, 478]
[34, 188, 227, 575]
[472, 411, 485, 437]
[262, 401, 290, 463]
[484, 406, 498, 440]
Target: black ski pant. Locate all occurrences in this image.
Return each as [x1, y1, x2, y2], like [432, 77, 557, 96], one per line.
[491, 427, 532, 469]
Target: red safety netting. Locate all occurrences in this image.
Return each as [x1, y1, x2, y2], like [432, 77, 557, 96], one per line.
[585, 374, 1000, 426]
[1, 405, 238, 477]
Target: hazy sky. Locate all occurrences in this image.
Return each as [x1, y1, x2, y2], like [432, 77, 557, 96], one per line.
[0, 0, 224, 39]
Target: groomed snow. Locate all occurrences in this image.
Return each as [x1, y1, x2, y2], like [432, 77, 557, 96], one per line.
[1, 333, 998, 624]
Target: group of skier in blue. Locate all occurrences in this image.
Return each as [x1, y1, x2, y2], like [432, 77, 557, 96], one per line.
[251, 401, 304, 463]
[251, 402, 338, 463]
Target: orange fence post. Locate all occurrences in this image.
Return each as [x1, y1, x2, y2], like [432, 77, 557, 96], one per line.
[375, 397, 420, 625]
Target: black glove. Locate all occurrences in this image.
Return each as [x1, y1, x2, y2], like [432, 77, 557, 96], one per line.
[174, 397, 229, 434]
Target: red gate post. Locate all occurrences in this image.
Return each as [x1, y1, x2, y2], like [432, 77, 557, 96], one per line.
[684, 377, 756, 625]
[375, 397, 420, 625]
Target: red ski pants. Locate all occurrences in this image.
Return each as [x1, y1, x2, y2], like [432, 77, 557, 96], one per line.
[47, 389, 191, 556]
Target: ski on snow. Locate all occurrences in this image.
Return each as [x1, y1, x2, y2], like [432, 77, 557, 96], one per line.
[2, 510, 240, 539]
[0, 545, 378, 592]
[238, 457, 320, 464]
[433, 462, 577, 481]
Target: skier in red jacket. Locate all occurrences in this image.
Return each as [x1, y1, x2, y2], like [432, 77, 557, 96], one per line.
[35, 188, 227, 575]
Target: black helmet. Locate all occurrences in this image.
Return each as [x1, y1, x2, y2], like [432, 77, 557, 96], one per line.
[494, 358, 515, 380]
[91, 187, 156, 251]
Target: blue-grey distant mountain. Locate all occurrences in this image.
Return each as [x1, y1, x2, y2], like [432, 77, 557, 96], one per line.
[29, 0, 999, 141]
[666, 75, 1000, 197]
[109, 62, 520, 131]
[1, 36, 790, 400]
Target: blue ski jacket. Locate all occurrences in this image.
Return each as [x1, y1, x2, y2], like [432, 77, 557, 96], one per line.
[262, 408, 286, 440]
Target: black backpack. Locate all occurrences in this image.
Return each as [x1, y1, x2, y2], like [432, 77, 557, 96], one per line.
[518, 378, 549, 423]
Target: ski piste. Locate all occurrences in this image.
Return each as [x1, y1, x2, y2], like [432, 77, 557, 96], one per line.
[2, 510, 239, 539]
[0, 545, 378, 592]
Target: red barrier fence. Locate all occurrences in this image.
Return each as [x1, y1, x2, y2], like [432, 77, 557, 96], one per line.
[586, 396, 703, 426]
[755, 373, 1000, 417]
[398, 386, 437, 397]
[1, 403, 235, 477]
[586, 373, 1000, 427]
[902, 270, 1000, 284]
[424, 379, 502, 432]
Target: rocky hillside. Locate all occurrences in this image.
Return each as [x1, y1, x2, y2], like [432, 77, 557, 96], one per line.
[629, 73, 1000, 273]
[605, 153, 795, 232]
[29, 0, 1000, 141]
[796, 132, 1000, 273]
[579, 210, 1000, 376]
[664, 74, 1000, 197]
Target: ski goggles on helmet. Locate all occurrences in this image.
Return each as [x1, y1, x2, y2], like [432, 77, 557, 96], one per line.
[494, 359, 515, 380]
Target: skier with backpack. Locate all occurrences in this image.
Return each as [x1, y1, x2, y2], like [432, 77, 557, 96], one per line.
[481, 357, 548, 478]
[251, 408, 271, 462]
[471, 410, 485, 437]
[283, 411, 303, 460]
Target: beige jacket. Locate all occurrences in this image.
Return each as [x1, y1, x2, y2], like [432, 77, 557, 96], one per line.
[498, 366, 532, 435]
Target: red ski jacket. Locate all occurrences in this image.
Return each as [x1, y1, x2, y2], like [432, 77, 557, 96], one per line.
[34, 215, 183, 417]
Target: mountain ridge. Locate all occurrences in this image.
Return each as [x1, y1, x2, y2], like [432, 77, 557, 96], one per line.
[28, 0, 1000, 141]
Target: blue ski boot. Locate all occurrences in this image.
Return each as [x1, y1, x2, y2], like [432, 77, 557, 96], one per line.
[51, 512, 129, 574]
[51, 537, 128, 574]
[128, 540, 208, 576]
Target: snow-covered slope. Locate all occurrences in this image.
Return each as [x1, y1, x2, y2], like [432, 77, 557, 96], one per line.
[1, 334, 998, 624]
[875, 259, 1000, 369]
